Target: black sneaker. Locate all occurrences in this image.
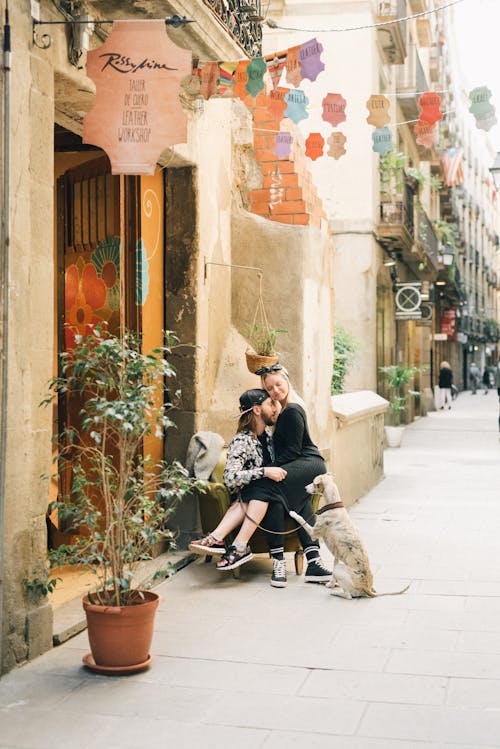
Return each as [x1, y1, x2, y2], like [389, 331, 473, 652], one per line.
[304, 557, 332, 584]
[270, 558, 287, 588]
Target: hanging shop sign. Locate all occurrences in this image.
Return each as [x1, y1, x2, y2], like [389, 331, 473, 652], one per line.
[433, 333, 448, 341]
[440, 308, 457, 340]
[395, 282, 422, 320]
[83, 20, 191, 175]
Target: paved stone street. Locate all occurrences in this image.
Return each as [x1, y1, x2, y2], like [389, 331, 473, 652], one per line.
[1, 390, 500, 748]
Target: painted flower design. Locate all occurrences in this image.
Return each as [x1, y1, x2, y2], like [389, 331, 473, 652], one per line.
[136, 239, 150, 306]
[91, 237, 121, 311]
[65, 261, 107, 348]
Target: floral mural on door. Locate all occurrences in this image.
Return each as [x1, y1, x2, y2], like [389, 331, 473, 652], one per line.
[64, 236, 121, 348]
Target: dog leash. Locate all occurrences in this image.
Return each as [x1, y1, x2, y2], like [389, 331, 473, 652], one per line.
[236, 494, 317, 535]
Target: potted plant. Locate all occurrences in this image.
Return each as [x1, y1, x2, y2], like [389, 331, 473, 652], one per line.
[43, 325, 203, 674]
[245, 322, 287, 373]
[379, 364, 422, 447]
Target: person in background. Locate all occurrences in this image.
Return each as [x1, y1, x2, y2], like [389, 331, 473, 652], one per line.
[469, 362, 480, 394]
[494, 363, 500, 437]
[258, 363, 332, 586]
[438, 361, 453, 410]
[482, 366, 491, 395]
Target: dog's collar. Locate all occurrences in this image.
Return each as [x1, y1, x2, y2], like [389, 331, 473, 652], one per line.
[316, 501, 344, 514]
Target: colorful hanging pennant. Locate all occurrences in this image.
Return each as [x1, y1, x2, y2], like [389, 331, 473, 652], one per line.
[285, 45, 303, 88]
[418, 92, 443, 125]
[218, 61, 238, 96]
[305, 133, 325, 161]
[469, 86, 497, 131]
[322, 93, 347, 127]
[267, 87, 288, 123]
[327, 131, 347, 159]
[366, 95, 391, 127]
[233, 60, 251, 102]
[414, 120, 436, 148]
[372, 127, 392, 154]
[267, 55, 286, 90]
[298, 38, 325, 82]
[245, 57, 267, 97]
[200, 61, 219, 100]
[274, 131, 293, 159]
[284, 89, 309, 124]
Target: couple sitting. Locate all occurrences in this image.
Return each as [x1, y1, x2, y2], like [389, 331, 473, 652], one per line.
[189, 364, 331, 588]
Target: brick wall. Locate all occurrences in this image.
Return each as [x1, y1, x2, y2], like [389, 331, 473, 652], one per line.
[246, 91, 327, 231]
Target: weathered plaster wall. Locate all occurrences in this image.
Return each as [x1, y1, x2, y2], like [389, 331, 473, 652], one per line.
[1, 3, 55, 672]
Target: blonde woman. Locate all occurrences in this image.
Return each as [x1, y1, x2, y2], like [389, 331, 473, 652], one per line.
[438, 361, 453, 410]
[256, 363, 331, 585]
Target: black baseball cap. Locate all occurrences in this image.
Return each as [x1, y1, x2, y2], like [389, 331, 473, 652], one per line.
[239, 388, 270, 413]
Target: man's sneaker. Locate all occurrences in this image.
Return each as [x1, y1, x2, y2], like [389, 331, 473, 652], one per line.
[270, 558, 287, 588]
[304, 557, 332, 584]
[189, 534, 226, 555]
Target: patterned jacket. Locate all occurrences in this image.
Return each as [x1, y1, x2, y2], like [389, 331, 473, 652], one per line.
[223, 428, 275, 494]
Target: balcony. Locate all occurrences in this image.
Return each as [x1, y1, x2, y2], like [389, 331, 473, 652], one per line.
[375, 0, 407, 64]
[416, 206, 439, 270]
[408, 0, 426, 9]
[377, 182, 414, 255]
[396, 44, 429, 120]
[202, 0, 262, 57]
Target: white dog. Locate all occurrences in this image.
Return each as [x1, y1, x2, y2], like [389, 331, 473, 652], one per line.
[290, 473, 410, 599]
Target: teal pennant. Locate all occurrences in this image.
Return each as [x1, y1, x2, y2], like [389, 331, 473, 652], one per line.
[284, 89, 309, 124]
[245, 57, 267, 97]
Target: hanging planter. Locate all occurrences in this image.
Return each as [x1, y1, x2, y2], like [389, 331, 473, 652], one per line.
[244, 274, 286, 374]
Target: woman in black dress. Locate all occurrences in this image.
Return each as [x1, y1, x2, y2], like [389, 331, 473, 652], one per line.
[258, 364, 331, 584]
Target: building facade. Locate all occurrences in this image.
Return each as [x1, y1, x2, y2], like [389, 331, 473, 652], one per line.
[0, 0, 338, 673]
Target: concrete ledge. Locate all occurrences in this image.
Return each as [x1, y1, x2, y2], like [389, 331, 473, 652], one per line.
[331, 391, 389, 508]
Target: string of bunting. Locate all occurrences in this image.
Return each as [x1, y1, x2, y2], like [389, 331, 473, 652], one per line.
[185, 36, 496, 163]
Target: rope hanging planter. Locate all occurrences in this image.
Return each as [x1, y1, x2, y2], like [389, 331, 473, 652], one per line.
[245, 274, 280, 374]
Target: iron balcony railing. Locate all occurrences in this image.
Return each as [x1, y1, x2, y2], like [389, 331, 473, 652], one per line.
[416, 205, 439, 268]
[202, 0, 262, 57]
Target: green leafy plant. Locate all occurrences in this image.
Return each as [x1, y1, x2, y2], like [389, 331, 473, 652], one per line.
[331, 326, 360, 395]
[379, 150, 408, 200]
[484, 317, 500, 342]
[406, 166, 426, 189]
[23, 561, 61, 601]
[379, 364, 423, 427]
[42, 326, 205, 606]
[246, 323, 287, 356]
[430, 175, 443, 192]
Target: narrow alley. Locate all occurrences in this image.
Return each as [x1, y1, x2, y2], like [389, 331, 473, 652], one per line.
[1, 390, 500, 749]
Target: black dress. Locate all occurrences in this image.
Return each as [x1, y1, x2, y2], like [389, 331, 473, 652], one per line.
[262, 402, 325, 552]
[273, 403, 326, 513]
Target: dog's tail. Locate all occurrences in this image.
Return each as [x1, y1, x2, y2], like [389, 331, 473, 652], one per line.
[367, 582, 411, 598]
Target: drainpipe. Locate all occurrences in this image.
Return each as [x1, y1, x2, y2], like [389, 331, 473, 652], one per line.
[0, 0, 11, 674]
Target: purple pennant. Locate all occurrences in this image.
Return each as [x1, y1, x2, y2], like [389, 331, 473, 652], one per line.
[274, 132, 293, 159]
[298, 38, 325, 82]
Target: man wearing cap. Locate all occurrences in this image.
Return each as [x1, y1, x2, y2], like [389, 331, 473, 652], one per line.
[189, 388, 288, 577]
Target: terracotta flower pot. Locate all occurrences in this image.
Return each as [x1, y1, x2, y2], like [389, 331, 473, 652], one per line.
[82, 590, 159, 674]
[245, 348, 279, 374]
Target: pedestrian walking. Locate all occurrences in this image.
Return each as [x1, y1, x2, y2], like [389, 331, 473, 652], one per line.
[482, 367, 491, 395]
[469, 361, 480, 394]
[494, 363, 500, 436]
[438, 361, 453, 410]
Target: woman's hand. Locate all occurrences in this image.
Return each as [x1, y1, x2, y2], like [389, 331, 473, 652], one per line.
[264, 466, 287, 482]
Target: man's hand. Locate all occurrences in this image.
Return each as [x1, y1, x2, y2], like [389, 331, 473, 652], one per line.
[264, 466, 287, 482]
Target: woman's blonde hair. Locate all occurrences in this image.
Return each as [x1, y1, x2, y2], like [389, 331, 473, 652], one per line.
[261, 365, 306, 409]
[440, 361, 450, 369]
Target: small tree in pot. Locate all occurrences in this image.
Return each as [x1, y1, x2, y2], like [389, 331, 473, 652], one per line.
[379, 364, 422, 447]
[43, 326, 204, 673]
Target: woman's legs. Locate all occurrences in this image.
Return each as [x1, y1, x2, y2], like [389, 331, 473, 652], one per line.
[442, 388, 452, 409]
[217, 499, 269, 570]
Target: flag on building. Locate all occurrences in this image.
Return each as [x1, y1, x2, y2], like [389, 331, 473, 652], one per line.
[441, 147, 464, 186]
